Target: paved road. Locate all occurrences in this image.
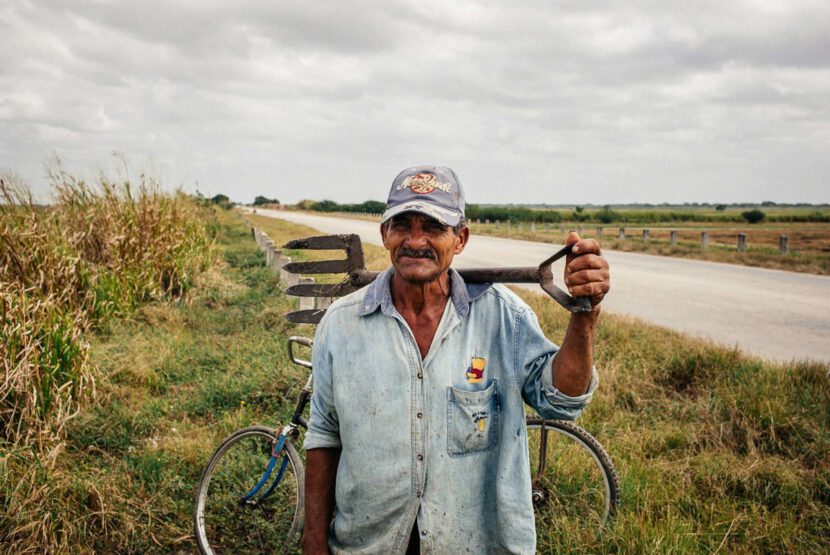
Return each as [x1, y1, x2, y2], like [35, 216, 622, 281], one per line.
[252, 209, 830, 364]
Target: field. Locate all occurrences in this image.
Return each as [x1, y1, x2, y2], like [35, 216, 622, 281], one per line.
[3, 206, 828, 553]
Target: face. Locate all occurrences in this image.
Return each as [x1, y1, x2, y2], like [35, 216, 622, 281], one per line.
[381, 212, 469, 284]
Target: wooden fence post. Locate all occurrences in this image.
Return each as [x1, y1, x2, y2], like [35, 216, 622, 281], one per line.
[269, 250, 283, 273]
[701, 232, 709, 250]
[779, 235, 789, 255]
[670, 230, 678, 246]
[618, 227, 625, 240]
[280, 256, 291, 285]
[597, 226, 603, 237]
[737, 233, 746, 252]
[642, 229, 650, 244]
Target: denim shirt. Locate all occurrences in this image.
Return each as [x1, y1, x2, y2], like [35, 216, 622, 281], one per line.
[305, 267, 598, 554]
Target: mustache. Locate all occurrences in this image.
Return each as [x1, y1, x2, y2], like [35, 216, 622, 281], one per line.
[398, 247, 436, 260]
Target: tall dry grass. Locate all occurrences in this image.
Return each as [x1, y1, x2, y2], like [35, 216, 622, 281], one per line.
[1, 169, 213, 552]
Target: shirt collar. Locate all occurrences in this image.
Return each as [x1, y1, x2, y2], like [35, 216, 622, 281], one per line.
[357, 267, 492, 318]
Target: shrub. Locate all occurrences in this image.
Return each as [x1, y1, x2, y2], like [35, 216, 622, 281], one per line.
[742, 209, 766, 224]
[596, 205, 620, 224]
[253, 195, 279, 206]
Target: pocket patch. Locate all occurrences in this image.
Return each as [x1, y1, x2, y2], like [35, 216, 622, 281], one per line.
[447, 380, 500, 457]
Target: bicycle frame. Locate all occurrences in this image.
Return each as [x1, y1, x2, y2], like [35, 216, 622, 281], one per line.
[239, 336, 313, 504]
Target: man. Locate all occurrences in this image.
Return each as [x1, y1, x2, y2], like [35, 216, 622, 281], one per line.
[303, 166, 610, 554]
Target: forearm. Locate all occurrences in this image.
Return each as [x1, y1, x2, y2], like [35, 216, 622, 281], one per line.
[551, 307, 600, 396]
[302, 447, 341, 554]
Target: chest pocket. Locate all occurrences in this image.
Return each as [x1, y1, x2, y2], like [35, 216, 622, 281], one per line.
[446, 380, 500, 457]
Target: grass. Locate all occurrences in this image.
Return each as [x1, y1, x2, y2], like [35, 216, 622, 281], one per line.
[4, 208, 826, 553]
[0, 168, 213, 553]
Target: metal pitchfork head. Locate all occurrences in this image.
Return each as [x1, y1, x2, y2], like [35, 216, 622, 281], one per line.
[282, 234, 591, 324]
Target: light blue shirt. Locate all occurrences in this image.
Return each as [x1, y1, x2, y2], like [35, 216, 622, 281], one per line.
[305, 267, 598, 554]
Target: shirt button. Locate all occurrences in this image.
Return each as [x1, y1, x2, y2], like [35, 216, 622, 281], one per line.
[417, 372, 423, 379]
[421, 530, 428, 537]
[417, 491, 422, 497]
[416, 412, 423, 419]
[417, 454, 423, 461]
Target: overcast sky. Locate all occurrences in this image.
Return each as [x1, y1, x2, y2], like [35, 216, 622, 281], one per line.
[2, 1, 829, 205]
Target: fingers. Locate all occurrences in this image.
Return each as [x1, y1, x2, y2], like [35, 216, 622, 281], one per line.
[566, 230, 580, 246]
[566, 253, 606, 273]
[571, 237, 601, 256]
[565, 268, 610, 296]
[564, 237, 610, 305]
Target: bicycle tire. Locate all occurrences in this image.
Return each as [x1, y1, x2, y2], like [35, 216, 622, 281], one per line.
[194, 426, 305, 555]
[525, 418, 619, 535]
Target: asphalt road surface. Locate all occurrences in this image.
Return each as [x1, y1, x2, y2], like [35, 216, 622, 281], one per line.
[252, 209, 830, 364]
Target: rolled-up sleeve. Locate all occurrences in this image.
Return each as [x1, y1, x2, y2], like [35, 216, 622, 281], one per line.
[303, 317, 342, 450]
[540, 361, 599, 420]
[515, 308, 599, 421]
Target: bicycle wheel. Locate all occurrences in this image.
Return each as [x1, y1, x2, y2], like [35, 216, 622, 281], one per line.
[526, 419, 619, 536]
[194, 426, 305, 555]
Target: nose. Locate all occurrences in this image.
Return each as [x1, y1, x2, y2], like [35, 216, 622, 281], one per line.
[404, 223, 428, 248]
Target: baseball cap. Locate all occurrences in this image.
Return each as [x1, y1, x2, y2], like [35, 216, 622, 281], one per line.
[381, 165, 466, 227]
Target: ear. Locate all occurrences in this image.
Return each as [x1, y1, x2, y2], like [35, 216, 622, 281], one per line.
[454, 226, 470, 254]
[380, 222, 390, 250]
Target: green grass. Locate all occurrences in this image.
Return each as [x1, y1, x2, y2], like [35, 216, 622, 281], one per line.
[7, 209, 825, 553]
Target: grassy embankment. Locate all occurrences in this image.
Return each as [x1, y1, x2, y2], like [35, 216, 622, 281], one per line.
[5, 202, 827, 552]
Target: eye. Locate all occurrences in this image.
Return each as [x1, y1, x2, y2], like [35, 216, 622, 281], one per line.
[424, 222, 449, 234]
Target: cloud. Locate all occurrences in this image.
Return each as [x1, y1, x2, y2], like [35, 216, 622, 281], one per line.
[1, 0, 828, 204]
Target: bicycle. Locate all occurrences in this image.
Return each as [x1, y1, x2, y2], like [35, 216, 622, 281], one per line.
[194, 336, 620, 554]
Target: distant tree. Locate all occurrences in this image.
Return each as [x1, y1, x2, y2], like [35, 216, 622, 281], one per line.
[761, 201, 777, 207]
[355, 200, 386, 214]
[574, 206, 584, 213]
[741, 209, 766, 224]
[210, 194, 232, 209]
[253, 195, 279, 206]
[715, 204, 726, 212]
[312, 199, 339, 212]
[596, 205, 620, 224]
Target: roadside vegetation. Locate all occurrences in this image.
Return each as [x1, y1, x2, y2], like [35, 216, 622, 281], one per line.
[3, 205, 826, 553]
[0, 169, 212, 553]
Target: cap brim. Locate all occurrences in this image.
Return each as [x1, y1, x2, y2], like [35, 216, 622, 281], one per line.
[381, 201, 461, 227]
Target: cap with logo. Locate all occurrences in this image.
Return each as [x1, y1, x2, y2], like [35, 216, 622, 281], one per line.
[381, 165, 466, 227]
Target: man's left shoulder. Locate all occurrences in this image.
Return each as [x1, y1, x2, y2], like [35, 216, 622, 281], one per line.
[473, 283, 533, 315]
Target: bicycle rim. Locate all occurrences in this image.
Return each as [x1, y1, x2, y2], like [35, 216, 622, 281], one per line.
[194, 426, 305, 555]
[526, 419, 619, 539]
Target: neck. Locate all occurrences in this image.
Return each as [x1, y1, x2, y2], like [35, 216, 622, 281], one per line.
[390, 270, 452, 315]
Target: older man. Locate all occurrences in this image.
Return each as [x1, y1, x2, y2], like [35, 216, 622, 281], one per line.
[302, 166, 610, 554]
